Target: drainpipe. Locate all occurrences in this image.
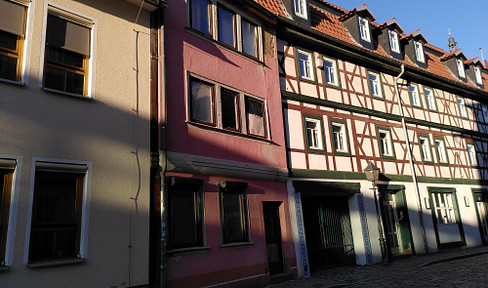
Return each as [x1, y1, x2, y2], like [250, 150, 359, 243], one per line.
[394, 64, 429, 254]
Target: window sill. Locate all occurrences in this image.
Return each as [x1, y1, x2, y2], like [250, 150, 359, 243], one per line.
[0, 78, 25, 87]
[167, 246, 210, 256]
[220, 242, 254, 249]
[187, 121, 273, 144]
[42, 88, 93, 101]
[27, 258, 84, 268]
[185, 27, 264, 65]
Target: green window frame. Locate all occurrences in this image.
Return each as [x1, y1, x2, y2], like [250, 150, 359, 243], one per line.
[376, 126, 396, 160]
[434, 137, 449, 165]
[418, 134, 434, 164]
[322, 56, 341, 89]
[302, 114, 326, 154]
[424, 87, 437, 111]
[409, 83, 422, 108]
[295, 47, 316, 83]
[367, 70, 384, 99]
[329, 118, 351, 156]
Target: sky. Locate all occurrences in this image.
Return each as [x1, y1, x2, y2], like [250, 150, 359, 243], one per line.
[324, 0, 488, 62]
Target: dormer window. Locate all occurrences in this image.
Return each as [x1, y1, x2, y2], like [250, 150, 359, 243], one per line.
[457, 58, 465, 78]
[414, 41, 425, 63]
[388, 30, 400, 53]
[293, 0, 308, 19]
[358, 16, 370, 42]
[474, 66, 482, 84]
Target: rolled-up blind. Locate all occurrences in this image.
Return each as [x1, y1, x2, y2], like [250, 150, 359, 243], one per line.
[0, 0, 25, 36]
[47, 14, 91, 56]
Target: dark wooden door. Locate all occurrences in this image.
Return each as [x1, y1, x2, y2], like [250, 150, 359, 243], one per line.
[263, 202, 283, 275]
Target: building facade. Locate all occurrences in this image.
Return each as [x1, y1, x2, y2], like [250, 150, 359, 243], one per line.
[0, 0, 164, 287]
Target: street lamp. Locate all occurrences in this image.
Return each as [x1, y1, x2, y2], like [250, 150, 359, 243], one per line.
[363, 161, 387, 262]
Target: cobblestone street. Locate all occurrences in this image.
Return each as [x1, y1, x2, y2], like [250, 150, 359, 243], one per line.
[268, 246, 488, 287]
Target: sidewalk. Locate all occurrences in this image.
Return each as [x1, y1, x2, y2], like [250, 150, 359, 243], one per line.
[268, 246, 488, 288]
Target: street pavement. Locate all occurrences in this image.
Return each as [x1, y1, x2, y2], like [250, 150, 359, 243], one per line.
[268, 246, 488, 287]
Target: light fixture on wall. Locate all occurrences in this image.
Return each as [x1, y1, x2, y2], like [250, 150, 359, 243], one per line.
[464, 196, 470, 207]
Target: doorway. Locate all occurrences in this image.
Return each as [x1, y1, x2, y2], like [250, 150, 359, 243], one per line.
[263, 202, 284, 275]
[473, 189, 488, 244]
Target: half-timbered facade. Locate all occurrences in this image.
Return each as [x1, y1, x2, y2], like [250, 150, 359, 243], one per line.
[254, 0, 488, 276]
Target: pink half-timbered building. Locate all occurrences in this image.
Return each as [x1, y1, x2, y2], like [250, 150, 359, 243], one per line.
[162, 0, 297, 286]
[256, 0, 488, 276]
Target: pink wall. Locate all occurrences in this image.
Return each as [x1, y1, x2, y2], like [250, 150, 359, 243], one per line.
[164, 0, 287, 169]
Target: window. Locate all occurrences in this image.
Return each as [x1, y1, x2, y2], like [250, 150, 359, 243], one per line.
[368, 71, 382, 98]
[293, 0, 307, 19]
[0, 159, 15, 266]
[388, 30, 400, 53]
[467, 144, 477, 166]
[458, 98, 467, 118]
[241, 18, 257, 57]
[414, 41, 425, 63]
[331, 120, 349, 155]
[378, 127, 395, 159]
[190, 0, 210, 35]
[419, 135, 432, 163]
[29, 162, 88, 263]
[424, 88, 436, 110]
[43, 12, 92, 96]
[297, 49, 314, 81]
[219, 181, 249, 244]
[409, 84, 421, 107]
[221, 88, 239, 131]
[482, 105, 488, 123]
[245, 96, 266, 137]
[190, 78, 215, 125]
[188, 75, 269, 139]
[168, 178, 204, 250]
[323, 57, 339, 87]
[0, 0, 27, 82]
[475, 66, 483, 85]
[358, 16, 370, 42]
[218, 6, 235, 47]
[435, 138, 448, 164]
[432, 192, 456, 224]
[456, 58, 465, 78]
[304, 116, 324, 151]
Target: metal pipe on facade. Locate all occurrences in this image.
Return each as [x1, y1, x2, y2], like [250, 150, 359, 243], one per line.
[394, 64, 429, 254]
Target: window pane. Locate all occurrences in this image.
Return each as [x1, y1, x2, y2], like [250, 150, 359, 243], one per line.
[241, 19, 257, 57]
[191, 0, 210, 35]
[223, 192, 245, 241]
[171, 191, 198, 247]
[191, 79, 214, 123]
[246, 98, 265, 137]
[221, 89, 238, 130]
[44, 66, 66, 91]
[298, 51, 311, 79]
[218, 7, 235, 47]
[47, 47, 84, 69]
[66, 71, 84, 95]
[306, 119, 321, 149]
[0, 30, 18, 51]
[0, 53, 17, 81]
[324, 60, 335, 85]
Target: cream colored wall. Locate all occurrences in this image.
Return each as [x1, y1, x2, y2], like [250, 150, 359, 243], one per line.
[0, 0, 152, 287]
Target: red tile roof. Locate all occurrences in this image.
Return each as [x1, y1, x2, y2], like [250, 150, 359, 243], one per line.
[440, 48, 462, 61]
[253, 0, 287, 17]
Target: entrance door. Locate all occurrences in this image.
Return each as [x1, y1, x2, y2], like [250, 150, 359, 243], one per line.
[302, 195, 354, 271]
[474, 191, 488, 244]
[263, 202, 283, 275]
[380, 186, 413, 258]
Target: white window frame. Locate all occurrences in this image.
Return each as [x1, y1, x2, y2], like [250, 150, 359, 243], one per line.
[378, 129, 394, 157]
[419, 136, 432, 162]
[467, 144, 477, 166]
[474, 66, 483, 85]
[414, 41, 425, 63]
[38, 4, 96, 99]
[432, 192, 456, 225]
[358, 16, 370, 42]
[388, 30, 400, 53]
[458, 97, 468, 118]
[323, 57, 338, 86]
[409, 84, 421, 107]
[304, 117, 323, 150]
[297, 49, 314, 81]
[424, 88, 436, 110]
[293, 0, 308, 19]
[368, 71, 382, 98]
[331, 122, 348, 153]
[24, 158, 91, 265]
[457, 58, 465, 78]
[435, 139, 448, 164]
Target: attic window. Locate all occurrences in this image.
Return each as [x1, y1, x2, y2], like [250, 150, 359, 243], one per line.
[475, 66, 483, 84]
[414, 41, 425, 63]
[388, 30, 400, 53]
[293, 0, 308, 19]
[457, 58, 465, 78]
[358, 16, 370, 42]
